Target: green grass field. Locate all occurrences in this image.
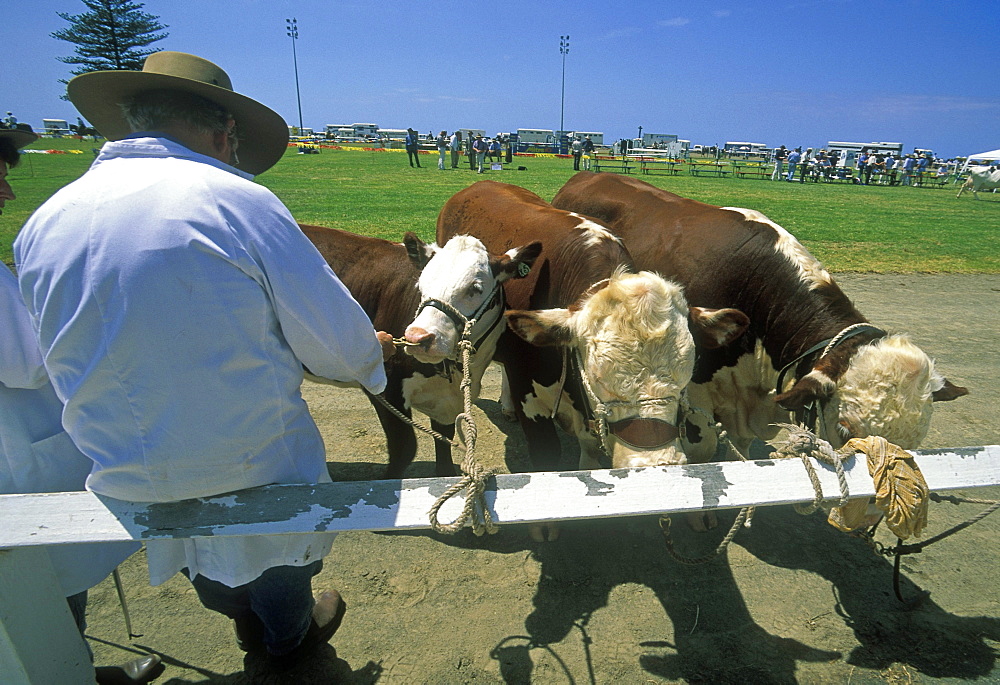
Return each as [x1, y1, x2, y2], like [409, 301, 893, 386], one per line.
[4, 138, 997, 272]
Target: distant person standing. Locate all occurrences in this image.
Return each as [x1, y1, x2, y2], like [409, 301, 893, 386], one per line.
[900, 154, 916, 186]
[488, 137, 501, 165]
[472, 134, 488, 173]
[785, 147, 801, 181]
[582, 135, 594, 170]
[771, 145, 787, 181]
[405, 127, 421, 167]
[449, 130, 462, 168]
[798, 147, 813, 183]
[2, 111, 16, 128]
[856, 150, 869, 185]
[467, 133, 476, 170]
[884, 153, 897, 185]
[435, 130, 448, 170]
[571, 136, 583, 170]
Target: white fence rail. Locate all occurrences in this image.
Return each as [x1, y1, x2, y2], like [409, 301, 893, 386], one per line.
[2, 446, 999, 683]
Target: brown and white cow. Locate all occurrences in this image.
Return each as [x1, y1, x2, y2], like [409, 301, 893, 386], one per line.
[420, 181, 748, 505]
[956, 166, 1000, 199]
[552, 172, 968, 468]
[301, 224, 539, 478]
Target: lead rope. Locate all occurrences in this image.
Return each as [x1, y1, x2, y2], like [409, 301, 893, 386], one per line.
[370, 390, 461, 448]
[425, 320, 500, 536]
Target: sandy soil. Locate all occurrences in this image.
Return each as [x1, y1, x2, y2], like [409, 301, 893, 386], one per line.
[84, 274, 1000, 684]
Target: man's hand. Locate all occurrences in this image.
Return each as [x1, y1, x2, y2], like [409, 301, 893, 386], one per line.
[376, 331, 396, 360]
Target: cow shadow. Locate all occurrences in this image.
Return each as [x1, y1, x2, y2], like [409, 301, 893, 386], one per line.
[470, 404, 840, 682]
[733, 505, 1000, 679]
[489, 514, 840, 684]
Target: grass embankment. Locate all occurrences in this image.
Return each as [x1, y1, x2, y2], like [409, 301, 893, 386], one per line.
[4, 139, 996, 272]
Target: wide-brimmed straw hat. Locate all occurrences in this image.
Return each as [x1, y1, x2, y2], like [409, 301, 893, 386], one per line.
[0, 126, 39, 151]
[67, 51, 288, 175]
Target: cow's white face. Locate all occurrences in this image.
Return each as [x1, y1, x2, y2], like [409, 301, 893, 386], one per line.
[507, 270, 749, 469]
[403, 235, 540, 364]
[834, 335, 942, 449]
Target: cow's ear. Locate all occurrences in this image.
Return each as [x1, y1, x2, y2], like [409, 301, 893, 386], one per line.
[403, 232, 436, 270]
[505, 308, 574, 347]
[688, 306, 749, 349]
[493, 241, 543, 282]
[932, 378, 969, 402]
[774, 371, 836, 411]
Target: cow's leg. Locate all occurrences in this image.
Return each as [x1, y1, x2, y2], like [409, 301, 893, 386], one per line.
[520, 416, 564, 541]
[499, 366, 517, 422]
[367, 387, 418, 480]
[430, 419, 457, 477]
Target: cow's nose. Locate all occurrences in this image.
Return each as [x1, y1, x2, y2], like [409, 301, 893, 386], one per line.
[405, 327, 435, 348]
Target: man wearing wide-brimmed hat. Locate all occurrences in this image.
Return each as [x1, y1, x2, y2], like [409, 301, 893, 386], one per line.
[15, 52, 393, 670]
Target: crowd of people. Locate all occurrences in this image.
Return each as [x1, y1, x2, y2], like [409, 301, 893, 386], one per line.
[770, 146, 942, 185]
[3, 51, 397, 682]
[405, 128, 511, 173]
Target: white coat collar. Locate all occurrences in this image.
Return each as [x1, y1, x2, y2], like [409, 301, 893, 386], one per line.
[92, 135, 256, 181]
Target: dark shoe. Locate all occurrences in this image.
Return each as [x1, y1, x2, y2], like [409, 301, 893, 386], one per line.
[94, 654, 164, 684]
[267, 590, 346, 670]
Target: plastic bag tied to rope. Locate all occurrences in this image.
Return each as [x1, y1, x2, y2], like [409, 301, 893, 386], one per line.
[828, 435, 929, 540]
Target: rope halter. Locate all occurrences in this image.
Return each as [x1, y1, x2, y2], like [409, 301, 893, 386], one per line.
[569, 347, 684, 456]
[411, 279, 505, 361]
[774, 323, 887, 437]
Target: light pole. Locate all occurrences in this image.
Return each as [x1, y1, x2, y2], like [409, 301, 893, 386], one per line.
[559, 35, 569, 146]
[286, 18, 303, 134]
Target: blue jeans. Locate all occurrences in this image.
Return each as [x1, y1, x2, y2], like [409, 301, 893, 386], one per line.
[185, 561, 322, 656]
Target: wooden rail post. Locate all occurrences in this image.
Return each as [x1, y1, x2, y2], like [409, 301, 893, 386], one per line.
[0, 547, 93, 684]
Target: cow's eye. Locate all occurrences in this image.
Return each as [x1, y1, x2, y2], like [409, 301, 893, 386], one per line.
[467, 282, 484, 298]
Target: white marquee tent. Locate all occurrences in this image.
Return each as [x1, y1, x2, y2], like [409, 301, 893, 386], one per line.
[962, 148, 1000, 171]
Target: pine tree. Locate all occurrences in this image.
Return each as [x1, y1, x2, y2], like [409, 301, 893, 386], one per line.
[52, 0, 168, 86]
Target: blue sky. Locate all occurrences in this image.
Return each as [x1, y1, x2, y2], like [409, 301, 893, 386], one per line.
[3, 0, 998, 159]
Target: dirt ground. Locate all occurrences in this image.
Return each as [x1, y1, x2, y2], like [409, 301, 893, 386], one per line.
[84, 274, 1000, 684]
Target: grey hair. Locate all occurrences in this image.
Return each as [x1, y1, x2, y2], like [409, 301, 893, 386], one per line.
[121, 90, 239, 150]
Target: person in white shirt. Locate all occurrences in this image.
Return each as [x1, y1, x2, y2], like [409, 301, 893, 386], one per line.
[2, 128, 159, 684]
[449, 130, 462, 168]
[15, 52, 394, 670]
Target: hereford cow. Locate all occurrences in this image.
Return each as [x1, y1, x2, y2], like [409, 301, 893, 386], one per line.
[552, 172, 968, 471]
[956, 166, 1000, 199]
[414, 182, 747, 534]
[301, 224, 539, 478]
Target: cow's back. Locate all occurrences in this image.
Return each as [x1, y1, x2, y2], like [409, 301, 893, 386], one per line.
[552, 172, 864, 334]
[437, 180, 632, 311]
[552, 173, 776, 301]
[300, 223, 420, 335]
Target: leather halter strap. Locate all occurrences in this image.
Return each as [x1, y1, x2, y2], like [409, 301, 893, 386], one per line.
[774, 323, 887, 396]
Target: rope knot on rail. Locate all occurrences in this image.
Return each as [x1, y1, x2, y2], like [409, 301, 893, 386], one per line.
[771, 423, 851, 515]
[771, 426, 930, 540]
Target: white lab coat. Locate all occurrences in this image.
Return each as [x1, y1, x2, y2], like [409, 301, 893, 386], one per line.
[0, 266, 138, 596]
[15, 136, 386, 587]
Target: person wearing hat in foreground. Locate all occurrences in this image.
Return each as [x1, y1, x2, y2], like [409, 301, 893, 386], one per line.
[15, 51, 395, 671]
[2, 131, 157, 683]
